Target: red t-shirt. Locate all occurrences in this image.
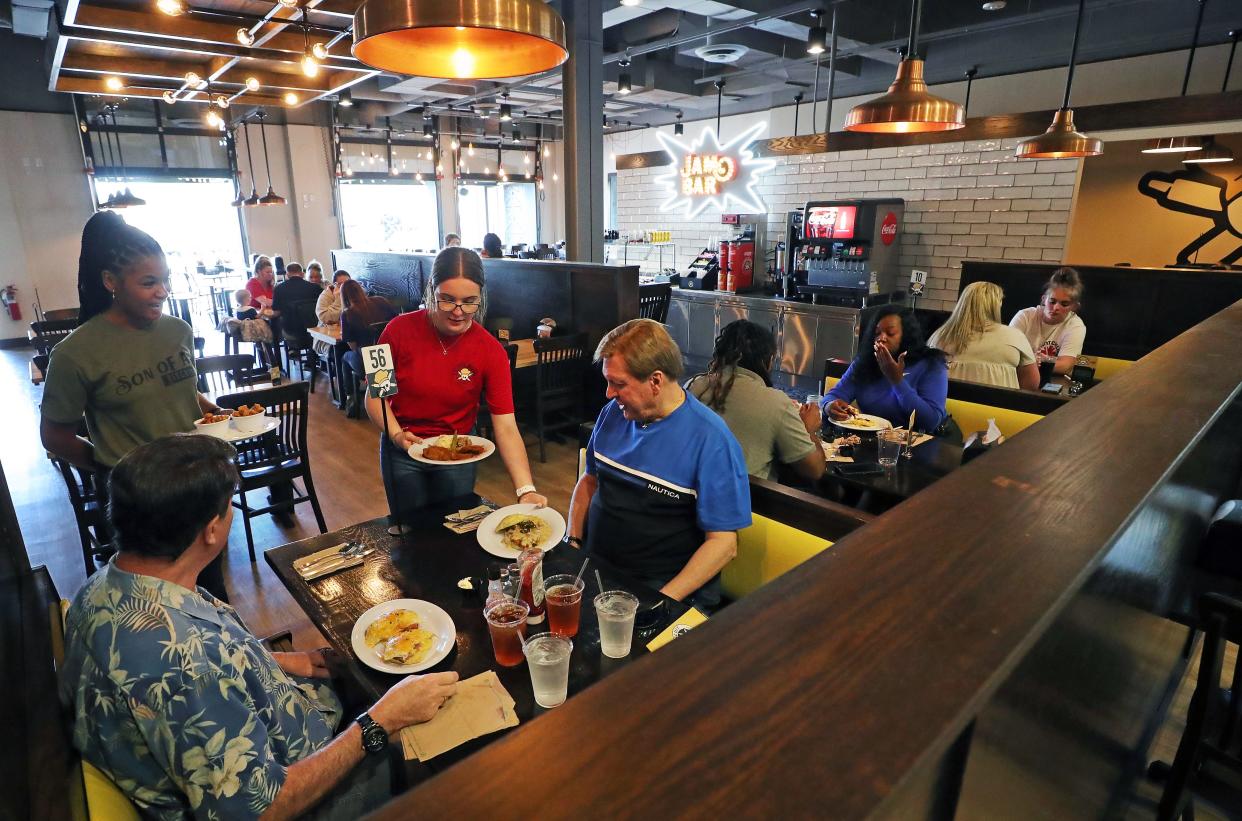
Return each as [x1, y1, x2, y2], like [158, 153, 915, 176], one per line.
[245, 277, 274, 306]
[379, 309, 515, 437]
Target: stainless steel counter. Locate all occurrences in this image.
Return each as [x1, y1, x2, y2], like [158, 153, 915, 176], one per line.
[667, 289, 868, 393]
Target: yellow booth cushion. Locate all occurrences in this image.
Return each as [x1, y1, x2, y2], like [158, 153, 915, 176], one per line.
[1092, 357, 1134, 381]
[722, 514, 833, 601]
[82, 761, 141, 821]
[944, 396, 1042, 440]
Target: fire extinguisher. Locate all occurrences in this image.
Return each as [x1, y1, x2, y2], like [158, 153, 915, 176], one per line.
[1, 285, 19, 321]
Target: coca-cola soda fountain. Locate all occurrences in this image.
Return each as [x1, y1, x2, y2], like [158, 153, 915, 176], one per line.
[786, 198, 906, 306]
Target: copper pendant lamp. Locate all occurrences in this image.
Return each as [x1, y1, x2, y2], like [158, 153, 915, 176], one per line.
[352, 0, 568, 80]
[1142, 0, 1208, 155]
[1183, 137, 1233, 164]
[105, 107, 147, 208]
[240, 121, 261, 207]
[1015, 0, 1101, 159]
[844, 0, 964, 133]
[256, 111, 287, 206]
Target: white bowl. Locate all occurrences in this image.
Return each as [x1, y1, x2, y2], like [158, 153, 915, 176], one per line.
[230, 410, 269, 435]
[194, 415, 232, 437]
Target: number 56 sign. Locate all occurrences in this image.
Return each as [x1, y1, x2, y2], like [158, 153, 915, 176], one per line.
[361, 343, 398, 398]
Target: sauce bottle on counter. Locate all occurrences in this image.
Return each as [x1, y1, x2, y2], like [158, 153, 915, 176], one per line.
[517, 546, 546, 625]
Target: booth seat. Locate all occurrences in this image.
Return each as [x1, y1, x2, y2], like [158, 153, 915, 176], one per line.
[945, 396, 1043, 440]
[722, 514, 832, 601]
[1092, 356, 1135, 381]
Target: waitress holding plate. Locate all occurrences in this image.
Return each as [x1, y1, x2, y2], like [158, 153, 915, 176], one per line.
[365, 248, 546, 532]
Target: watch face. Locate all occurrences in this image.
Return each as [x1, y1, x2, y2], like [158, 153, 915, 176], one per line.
[362, 723, 388, 753]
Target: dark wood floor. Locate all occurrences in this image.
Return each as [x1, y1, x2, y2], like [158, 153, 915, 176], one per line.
[2, 340, 582, 646]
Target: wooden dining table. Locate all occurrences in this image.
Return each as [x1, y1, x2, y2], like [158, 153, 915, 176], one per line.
[815, 427, 964, 512]
[265, 496, 683, 780]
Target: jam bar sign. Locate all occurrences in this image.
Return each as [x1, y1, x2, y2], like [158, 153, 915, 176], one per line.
[655, 122, 776, 218]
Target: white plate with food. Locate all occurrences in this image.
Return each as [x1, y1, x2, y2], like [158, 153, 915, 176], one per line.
[476, 504, 566, 559]
[830, 413, 893, 432]
[193, 415, 279, 442]
[407, 434, 496, 466]
[350, 599, 456, 674]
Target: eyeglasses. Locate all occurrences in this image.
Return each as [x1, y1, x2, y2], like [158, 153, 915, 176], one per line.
[435, 296, 482, 314]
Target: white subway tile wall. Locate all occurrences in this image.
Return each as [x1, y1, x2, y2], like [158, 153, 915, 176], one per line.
[614, 145, 1081, 310]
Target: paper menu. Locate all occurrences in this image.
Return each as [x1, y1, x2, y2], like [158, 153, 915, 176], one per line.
[399, 670, 519, 761]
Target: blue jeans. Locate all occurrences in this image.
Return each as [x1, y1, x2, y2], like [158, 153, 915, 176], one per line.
[379, 433, 477, 523]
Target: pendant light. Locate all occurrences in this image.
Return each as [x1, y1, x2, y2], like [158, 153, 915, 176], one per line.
[1183, 137, 1233, 164]
[107, 106, 146, 208]
[239, 122, 260, 206]
[1015, 0, 1101, 159]
[1143, 0, 1208, 154]
[844, 0, 964, 133]
[352, 0, 568, 80]
[257, 112, 286, 206]
[94, 115, 118, 210]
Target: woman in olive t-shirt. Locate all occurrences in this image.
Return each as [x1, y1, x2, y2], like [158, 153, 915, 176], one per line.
[40, 213, 230, 596]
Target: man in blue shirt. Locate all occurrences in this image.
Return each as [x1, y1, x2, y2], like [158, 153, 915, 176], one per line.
[61, 434, 458, 819]
[566, 319, 752, 611]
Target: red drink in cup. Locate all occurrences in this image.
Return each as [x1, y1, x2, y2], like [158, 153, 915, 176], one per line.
[544, 574, 585, 638]
[484, 599, 529, 667]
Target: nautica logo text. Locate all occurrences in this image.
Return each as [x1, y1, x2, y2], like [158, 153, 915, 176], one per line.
[648, 483, 680, 499]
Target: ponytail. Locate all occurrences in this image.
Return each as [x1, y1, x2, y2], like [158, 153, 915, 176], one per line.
[77, 211, 165, 324]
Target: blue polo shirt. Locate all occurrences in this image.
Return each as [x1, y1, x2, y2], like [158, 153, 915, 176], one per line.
[585, 392, 751, 597]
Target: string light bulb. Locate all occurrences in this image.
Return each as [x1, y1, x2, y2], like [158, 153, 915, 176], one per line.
[237, 27, 254, 45]
[214, 95, 230, 109]
[552, 172, 558, 182]
[277, 0, 298, 7]
[245, 77, 260, 92]
[205, 108, 222, 128]
[468, 143, 475, 156]
[524, 154, 531, 164]
[284, 92, 298, 105]
[416, 172, 424, 181]
[451, 138, 459, 150]
[301, 52, 320, 77]
[543, 144, 550, 157]
[156, 0, 185, 15]
[162, 90, 177, 104]
[184, 71, 204, 89]
[105, 76, 124, 92]
[311, 42, 329, 60]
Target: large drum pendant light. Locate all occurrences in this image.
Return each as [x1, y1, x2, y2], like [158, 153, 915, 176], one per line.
[844, 0, 964, 133]
[1015, 0, 1101, 159]
[353, 0, 568, 80]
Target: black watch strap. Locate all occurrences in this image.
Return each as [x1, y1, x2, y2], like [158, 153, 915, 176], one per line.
[356, 711, 388, 754]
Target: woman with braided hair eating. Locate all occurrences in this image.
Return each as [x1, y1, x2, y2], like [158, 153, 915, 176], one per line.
[686, 319, 825, 481]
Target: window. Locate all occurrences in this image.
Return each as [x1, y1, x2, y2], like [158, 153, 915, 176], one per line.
[457, 182, 538, 252]
[339, 180, 441, 252]
[607, 172, 618, 230]
[93, 178, 247, 293]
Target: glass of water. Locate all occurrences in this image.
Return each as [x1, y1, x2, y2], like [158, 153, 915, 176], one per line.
[878, 429, 904, 469]
[805, 393, 824, 409]
[594, 590, 639, 658]
[523, 633, 573, 708]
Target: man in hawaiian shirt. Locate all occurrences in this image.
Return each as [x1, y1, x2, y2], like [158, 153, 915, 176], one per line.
[61, 434, 458, 819]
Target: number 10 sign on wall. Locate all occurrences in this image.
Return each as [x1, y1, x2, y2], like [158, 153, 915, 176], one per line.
[361, 344, 398, 398]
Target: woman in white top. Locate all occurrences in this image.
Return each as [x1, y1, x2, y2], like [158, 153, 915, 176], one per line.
[1009, 267, 1087, 375]
[930, 281, 1039, 391]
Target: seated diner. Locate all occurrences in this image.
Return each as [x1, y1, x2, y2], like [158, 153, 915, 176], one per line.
[1009, 266, 1087, 376]
[930, 282, 1039, 391]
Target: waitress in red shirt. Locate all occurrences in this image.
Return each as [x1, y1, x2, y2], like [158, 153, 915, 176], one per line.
[365, 248, 546, 529]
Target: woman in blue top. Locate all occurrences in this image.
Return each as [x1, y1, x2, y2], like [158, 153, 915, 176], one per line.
[822, 306, 948, 434]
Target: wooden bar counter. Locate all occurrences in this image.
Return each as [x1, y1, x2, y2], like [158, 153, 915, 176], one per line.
[370, 301, 1242, 818]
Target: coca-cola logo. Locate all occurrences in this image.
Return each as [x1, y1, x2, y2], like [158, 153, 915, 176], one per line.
[880, 212, 898, 245]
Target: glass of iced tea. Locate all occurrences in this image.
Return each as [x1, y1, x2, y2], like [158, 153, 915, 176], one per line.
[543, 574, 586, 638]
[484, 598, 529, 667]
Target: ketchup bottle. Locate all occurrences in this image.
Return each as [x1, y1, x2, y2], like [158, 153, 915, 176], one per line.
[517, 546, 546, 624]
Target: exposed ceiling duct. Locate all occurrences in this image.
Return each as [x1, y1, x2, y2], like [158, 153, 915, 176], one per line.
[9, 0, 53, 38]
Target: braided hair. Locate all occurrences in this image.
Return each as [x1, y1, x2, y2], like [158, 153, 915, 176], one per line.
[77, 211, 165, 324]
[697, 319, 777, 411]
[851, 306, 943, 385]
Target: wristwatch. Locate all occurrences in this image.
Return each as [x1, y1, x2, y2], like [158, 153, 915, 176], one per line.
[563, 535, 583, 548]
[515, 484, 537, 499]
[356, 712, 388, 755]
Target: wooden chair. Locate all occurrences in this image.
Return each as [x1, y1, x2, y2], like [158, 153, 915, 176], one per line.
[195, 353, 267, 394]
[48, 456, 112, 574]
[638, 283, 672, 323]
[30, 319, 77, 355]
[280, 299, 321, 391]
[531, 334, 588, 463]
[209, 285, 233, 327]
[217, 381, 328, 561]
[477, 342, 519, 438]
[1155, 592, 1242, 820]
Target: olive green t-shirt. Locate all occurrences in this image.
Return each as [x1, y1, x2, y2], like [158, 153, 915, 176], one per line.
[41, 315, 201, 467]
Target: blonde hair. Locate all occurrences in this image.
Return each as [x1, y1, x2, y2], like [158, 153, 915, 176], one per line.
[931, 281, 1004, 356]
[595, 318, 683, 381]
[233, 289, 251, 306]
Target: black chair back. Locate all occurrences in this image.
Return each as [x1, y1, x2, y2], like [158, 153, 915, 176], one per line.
[638, 283, 672, 323]
[210, 286, 233, 326]
[195, 353, 264, 394]
[534, 334, 588, 400]
[217, 381, 311, 471]
[30, 319, 77, 355]
[48, 456, 111, 572]
[281, 299, 318, 348]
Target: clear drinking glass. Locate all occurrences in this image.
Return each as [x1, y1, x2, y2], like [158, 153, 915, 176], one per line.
[523, 633, 573, 708]
[595, 590, 639, 658]
[544, 574, 586, 638]
[484, 598, 529, 667]
[878, 429, 904, 468]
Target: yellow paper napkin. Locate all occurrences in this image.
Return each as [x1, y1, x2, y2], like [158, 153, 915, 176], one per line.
[645, 607, 708, 652]
[399, 671, 518, 761]
[890, 428, 934, 448]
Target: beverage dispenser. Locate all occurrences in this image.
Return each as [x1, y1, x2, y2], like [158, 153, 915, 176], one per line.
[785, 198, 905, 305]
[716, 214, 766, 293]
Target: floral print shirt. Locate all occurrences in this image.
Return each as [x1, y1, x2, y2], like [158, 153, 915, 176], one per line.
[61, 560, 341, 819]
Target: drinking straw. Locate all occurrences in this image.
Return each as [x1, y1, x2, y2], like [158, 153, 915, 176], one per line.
[574, 556, 590, 586]
[595, 569, 606, 594]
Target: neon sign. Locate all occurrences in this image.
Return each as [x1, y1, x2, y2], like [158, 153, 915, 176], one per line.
[655, 122, 775, 218]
